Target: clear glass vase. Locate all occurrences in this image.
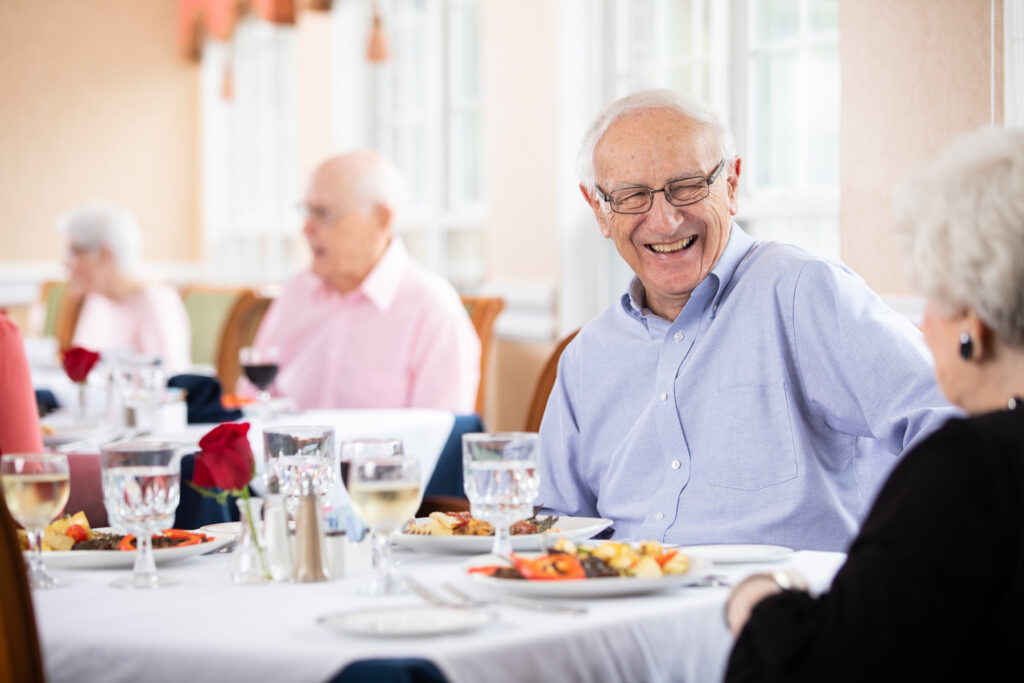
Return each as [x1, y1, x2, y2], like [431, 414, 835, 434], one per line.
[230, 497, 270, 585]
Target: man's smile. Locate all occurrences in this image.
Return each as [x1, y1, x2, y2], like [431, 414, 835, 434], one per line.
[646, 234, 697, 254]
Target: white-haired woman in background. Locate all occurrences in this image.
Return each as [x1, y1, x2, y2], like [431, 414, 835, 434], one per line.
[60, 202, 191, 373]
[723, 126, 1024, 681]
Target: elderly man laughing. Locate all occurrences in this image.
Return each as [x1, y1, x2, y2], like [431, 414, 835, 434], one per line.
[537, 90, 955, 551]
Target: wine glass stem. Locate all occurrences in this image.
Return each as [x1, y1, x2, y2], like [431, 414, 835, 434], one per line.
[373, 531, 393, 593]
[492, 523, 512, 558]
[26, 529, 46, 580]
[134, 531, 158, 583]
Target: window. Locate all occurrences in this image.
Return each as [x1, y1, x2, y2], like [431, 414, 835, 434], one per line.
[591, 0, 839, 308]
[1007, 0, 1024, 127]
[370, 0, 485, 290]
[200, 18, 300, 285]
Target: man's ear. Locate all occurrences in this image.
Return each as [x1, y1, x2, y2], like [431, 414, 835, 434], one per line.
[965, 307, 995, 362]
[374, 204, 394, 234]
[726, 157, 742, 216]
[580, 184, 612, 239]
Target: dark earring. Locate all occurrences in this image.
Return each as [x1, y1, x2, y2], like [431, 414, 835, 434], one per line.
[959, 332, 974, 361]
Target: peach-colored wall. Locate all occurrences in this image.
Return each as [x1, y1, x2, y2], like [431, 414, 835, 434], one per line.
[839, 0, 1001, 294]
[0, 0, 200, 265]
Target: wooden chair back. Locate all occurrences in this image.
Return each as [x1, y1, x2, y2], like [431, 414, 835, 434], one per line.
[179, 285, 251, 368]
[523, 329, 579, 432]
[38, 280, 84, 351]
[460, 296, 504, 415]
[216, 290, 274, 394]
[0, 496, 46, 683]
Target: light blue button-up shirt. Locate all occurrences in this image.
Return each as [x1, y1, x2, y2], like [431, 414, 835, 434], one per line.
[538, 226, 956, 551]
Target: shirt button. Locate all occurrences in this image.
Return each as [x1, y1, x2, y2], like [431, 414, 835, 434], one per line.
[671, 459, 681, 470]
[674, 331, 684, 342]
[654, 512, 665, 521]
[659, 392, 668, 403]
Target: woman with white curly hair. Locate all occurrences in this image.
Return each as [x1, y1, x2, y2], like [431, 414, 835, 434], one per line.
[60, 202, 191, 372]
[723, 126, 1024, 682]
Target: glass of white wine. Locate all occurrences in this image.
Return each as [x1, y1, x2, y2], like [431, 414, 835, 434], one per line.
[1, 452, 71, 590]
[100, 441, 183, 589]
[347, 455, 422, 595]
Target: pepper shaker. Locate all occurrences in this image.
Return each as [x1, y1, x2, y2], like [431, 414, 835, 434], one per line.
[292, 471, 329, 582]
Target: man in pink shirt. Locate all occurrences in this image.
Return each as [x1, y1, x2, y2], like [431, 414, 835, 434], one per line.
[250, 150, 481, 412]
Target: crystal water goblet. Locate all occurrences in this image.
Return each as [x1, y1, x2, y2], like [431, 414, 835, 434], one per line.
[100, 441, 183, 589]
[1, 453, 70, 589]
[462, 432, 541, 559]
[262, 425, 336, 516]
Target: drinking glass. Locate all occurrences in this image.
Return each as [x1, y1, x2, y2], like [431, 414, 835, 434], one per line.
[115, 358, 166, 438]
[462, 432, 541, 558]
[1, 453, 70, 589]
[347, 455, 422, 594]
[240, 346, 280, 416]
[100, 441, 183, 589]
[339, 438, 405, 573]
[262, 425, 336, 515]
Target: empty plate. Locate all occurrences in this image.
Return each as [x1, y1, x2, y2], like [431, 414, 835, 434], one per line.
[678, 544, 795, 564]
[318, 605, 495, 637]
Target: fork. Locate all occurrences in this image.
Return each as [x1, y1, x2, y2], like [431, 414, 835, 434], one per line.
[442, 581, 587, 615]
[403, 575, 476, 609]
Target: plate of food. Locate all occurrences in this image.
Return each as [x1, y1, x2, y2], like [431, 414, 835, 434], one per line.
[465, 539, 713, 598]
[40, 415, 119, 449]
[395, 511, 612, 554]
[19, 512, 232, 569]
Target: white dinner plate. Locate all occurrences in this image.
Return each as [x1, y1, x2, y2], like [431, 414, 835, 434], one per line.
[317, 606, 495, 637]
[33, 529, 233, 569]
[394, 516, 613, 554]
[199, 522, 240, 536]
[677, 544, 794, 564]
[40, 417, 119, 449]
[466, 555, 713, 599]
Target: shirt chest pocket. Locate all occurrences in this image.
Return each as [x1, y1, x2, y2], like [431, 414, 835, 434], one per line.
[702, 381, 799, 491]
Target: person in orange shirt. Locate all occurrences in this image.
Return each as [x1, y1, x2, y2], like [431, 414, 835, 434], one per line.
[0, 312, 44, 453]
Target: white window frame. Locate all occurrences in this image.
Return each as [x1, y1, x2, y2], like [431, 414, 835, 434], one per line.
[200, 18, 299, 285]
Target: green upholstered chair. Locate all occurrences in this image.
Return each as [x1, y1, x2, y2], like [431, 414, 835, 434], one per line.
[179, 286, 248, 368]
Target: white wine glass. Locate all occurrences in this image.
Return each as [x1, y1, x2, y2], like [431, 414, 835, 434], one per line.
[347, 455, 422, 595]
[339, 438, 404, 573]
[1, 453, 70, 589]
[100, 441, 183, 589]
[462, 432, 541, 559]
[240, 345, 280, 417]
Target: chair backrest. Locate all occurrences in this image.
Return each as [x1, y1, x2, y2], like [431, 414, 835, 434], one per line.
[179, 286, 251, 367]
[215, 290, 274, 394]
[460, 296, 504, 415]
[38, 280, 84, 350]
[0, 496, 46, 683]
[523, 328, 579, 432]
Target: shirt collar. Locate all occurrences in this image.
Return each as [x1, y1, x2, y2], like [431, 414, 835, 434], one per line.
[311, 238, 409, 311]
[358, 238, 408, 311]
[620, 222, 755, 322]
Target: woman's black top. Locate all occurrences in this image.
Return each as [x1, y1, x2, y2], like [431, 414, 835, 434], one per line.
[726, 403, 1024, 682]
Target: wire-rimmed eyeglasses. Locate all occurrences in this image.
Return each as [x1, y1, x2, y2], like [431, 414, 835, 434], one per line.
[296, 202, 347, 225]
[596, 158, 727, 214]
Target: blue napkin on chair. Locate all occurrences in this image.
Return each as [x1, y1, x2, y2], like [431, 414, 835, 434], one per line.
[167, 374, 243, 424]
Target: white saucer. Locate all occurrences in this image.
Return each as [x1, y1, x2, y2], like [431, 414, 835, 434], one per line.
[317, 605, 495, 637]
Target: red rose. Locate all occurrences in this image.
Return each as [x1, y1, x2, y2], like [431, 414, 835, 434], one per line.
[193, 422, 255, 493]
[62, 346, 101, 383]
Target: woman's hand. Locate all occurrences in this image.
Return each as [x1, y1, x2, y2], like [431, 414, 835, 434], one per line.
[724, 570, 809, 637]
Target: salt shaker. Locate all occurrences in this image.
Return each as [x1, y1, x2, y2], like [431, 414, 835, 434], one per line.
[263, 475, 292, 581]
[292, 471, 329, 582]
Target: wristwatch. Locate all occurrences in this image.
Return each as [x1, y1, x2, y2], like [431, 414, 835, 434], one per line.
[769, 570, 795, 591]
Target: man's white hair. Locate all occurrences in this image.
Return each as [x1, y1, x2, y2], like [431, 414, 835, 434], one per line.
[577, 89, 738, 193]
[894, 126, 1024, 347]
[357, 152, 408, 224]
[56, 202, 143, 274]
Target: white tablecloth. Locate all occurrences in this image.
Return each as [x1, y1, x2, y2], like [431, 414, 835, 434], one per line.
[32, 549, 845, 683]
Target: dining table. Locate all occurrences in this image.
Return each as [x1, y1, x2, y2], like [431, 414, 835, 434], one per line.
[31, 542, 846, 683]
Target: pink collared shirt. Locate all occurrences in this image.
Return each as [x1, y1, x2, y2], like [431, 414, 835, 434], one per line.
[72, 283, 192, 374]
[251, 240, 481, 412]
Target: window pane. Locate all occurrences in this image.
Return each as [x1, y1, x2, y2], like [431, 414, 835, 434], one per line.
[619, 0, 656, 69]
[756, 0, 799, 43]
[746, 218, 839, 258]
[454, 0, 481, 100]
[667, 0, 694, 57]
[450, 109, 481, 205]
[755, 51, 798, 187]
[810, 0, 838, 33]
[807, 44, 838, 185]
